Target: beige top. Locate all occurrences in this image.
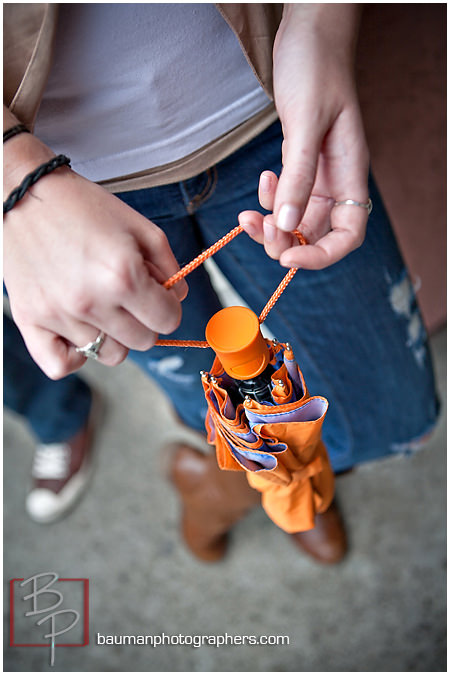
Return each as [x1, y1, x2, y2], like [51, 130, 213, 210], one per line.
[3, 3, 283, 191]
[34, 4, 273, 183]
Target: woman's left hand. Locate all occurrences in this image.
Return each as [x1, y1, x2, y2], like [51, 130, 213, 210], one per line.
[239, 4, 370, 270]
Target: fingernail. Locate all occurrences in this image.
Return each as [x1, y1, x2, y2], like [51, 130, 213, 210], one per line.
[179, 279, 189, 298]
[280, 252, 301, 270]
[260, 172, 272, 194]
[242, 221, 257, 237]
[264, 221, 276, 242]
[281, 260, 295, 269]
[277, 204, 301, 232]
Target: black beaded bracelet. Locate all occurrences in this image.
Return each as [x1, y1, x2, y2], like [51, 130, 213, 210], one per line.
[3, 155, 71, 215]
[3, 124, 30, 144]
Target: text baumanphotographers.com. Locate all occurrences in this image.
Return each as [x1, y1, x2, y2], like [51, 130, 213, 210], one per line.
[96, 632, 290, 648]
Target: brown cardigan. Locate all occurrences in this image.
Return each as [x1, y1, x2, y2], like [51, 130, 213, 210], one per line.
[3, 3, 284, 191]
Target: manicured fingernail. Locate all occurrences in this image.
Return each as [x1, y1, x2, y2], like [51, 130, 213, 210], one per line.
[178, 279, 189, 299]
[264, 221, 276, 242]
[260, 172, 272, 193]
[281, 260, 296, 269]
[277, 204, 301, 232]
[242, 221, 256, 236]
[280, 250, 302, 269]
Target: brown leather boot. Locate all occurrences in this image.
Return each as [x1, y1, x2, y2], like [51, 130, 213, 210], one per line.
[168, 443, 261, 562]
[168, 443, 348, 564]
[290, 501, 348, 564]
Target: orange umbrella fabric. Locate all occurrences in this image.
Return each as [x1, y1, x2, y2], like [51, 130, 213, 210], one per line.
[202, 339, 335, 533]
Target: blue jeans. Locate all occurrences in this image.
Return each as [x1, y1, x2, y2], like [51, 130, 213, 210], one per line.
[3, 314, 92, 444]
[4, 121, 439, 470]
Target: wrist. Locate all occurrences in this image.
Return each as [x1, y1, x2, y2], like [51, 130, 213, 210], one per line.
[3, 131, 56, 200]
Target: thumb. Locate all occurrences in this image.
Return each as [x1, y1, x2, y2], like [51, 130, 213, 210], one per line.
[273, 120, 322, 233]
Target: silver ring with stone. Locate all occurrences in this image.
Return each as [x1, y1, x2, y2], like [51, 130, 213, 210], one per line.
[75, 331, 106, 360]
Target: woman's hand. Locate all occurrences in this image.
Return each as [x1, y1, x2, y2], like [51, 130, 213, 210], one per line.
[239, 4, 370, 270]
[3, 124, 187, 379]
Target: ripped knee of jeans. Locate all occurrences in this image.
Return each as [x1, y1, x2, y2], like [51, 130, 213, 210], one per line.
[390, 427, 436, 456]
[387, 269, 427, 368]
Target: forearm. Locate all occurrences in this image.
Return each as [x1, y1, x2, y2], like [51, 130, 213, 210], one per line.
[276, 4, 362, 65]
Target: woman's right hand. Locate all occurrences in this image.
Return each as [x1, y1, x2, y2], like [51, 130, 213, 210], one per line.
[3, 126, 188, 379]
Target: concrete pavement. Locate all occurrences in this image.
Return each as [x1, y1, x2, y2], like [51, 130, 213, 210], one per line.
[3, 328, 446, 672]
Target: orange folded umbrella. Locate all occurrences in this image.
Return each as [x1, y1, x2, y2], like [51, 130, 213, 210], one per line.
[156, 227, 334, 533]
[202, 306, 335, 534]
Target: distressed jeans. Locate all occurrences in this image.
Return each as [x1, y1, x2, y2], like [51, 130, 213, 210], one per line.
[4, 121, 439, 471]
